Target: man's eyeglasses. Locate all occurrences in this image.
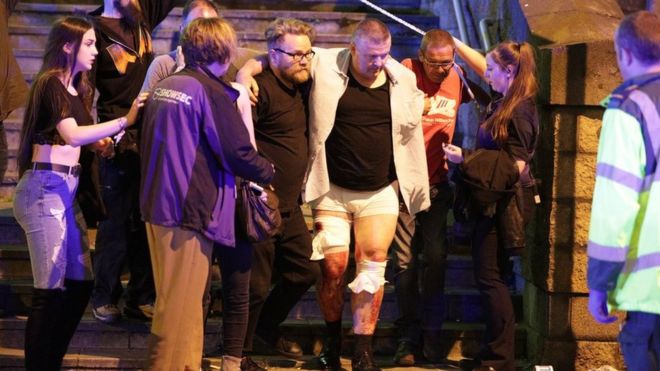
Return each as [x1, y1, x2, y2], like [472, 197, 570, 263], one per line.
[420, 55, 454, 69]
[273, 48, 316, 62]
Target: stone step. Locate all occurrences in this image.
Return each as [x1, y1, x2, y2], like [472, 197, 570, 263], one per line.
[0, 237, 477, 285]
[0, 150, 18, 188]
[9, 4, 435, 60]
[9, 49, 41, 75]
[0, 349, 472, 371]
[0, 209, 24, 245]
[10, 3, 432, 34]
[9, 26, 420, 64]
[0, 351, 533, 371]
[0, 277, 522, 325]
[0, 317, 528, 365]
[0, 246, 31, 281]
[14, 0, 423, 12]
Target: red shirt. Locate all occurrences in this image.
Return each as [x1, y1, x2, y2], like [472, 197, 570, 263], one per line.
[402, 58, 467, 184]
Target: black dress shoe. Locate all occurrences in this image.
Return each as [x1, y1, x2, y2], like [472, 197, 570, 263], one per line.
[241, 356, 267, 371]
[351, 351, 381, 371]
[459, 358, 487, 370]
[393, 340, 415, 366]
[253, 334, 303, 359]
[317, 337, 341, 370]
[273, 336, 303, 359]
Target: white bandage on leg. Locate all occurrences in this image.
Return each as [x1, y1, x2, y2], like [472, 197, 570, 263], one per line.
[310, 215, 350, 261]
[347, 259, 387, 294]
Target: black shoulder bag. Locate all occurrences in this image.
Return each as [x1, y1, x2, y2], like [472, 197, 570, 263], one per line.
[198, 65, 283, 243]
[236, 179, 282, 243]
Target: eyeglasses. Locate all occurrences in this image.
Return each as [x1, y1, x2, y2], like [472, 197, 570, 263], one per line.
[273, 48, 315, 62]
[420, 55, 454, 69]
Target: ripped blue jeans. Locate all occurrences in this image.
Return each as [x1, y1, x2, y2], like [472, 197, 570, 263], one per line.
[13, 169, 93, 289]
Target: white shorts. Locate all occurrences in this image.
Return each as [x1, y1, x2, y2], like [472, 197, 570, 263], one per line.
[310, 182, 399, 218]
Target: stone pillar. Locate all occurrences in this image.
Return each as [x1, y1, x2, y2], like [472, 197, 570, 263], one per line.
[524, 40, 626, 370]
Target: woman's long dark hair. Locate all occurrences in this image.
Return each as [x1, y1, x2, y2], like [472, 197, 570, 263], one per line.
[17, 16, 94, 176]
[483, 41, 538, 145]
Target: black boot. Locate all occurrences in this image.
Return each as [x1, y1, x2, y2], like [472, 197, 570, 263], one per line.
[351, 350, 381, 371]
[49, 280, 93, 368]
[352, 335, 381, 371]
[317, 335, 341, 370]
[24, 288, 65, 371]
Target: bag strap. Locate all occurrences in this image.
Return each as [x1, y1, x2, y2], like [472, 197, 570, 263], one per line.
[628, 88, 660, 175]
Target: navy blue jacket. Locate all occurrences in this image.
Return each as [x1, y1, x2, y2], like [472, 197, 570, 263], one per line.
[140, 66, 274, 247]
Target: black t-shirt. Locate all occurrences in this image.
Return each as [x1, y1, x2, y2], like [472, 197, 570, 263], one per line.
[96, 17, 137, 52]
[253, 68, 310, 209]
[89, 0, 176, 122]
[326, 69, 396, 191]
[33, 76, 94, 145]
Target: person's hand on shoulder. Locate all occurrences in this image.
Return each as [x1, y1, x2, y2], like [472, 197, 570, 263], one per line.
[236, 57, 268, 105]
[125, 92, 150, 126]
[236, 70, 259, 105]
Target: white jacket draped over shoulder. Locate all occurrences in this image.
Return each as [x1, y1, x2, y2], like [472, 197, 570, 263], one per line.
[304, 47, 430, 215]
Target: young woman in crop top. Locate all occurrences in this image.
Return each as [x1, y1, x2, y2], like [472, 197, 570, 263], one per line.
[12, 16, 147, 370]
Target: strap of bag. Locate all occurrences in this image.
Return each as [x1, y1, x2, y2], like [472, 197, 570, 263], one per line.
[628, 88, 660, 176]
[621, 74, 660, 176]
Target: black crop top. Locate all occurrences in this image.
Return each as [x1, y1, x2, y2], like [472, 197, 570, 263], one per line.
[33, 76, 94, 145]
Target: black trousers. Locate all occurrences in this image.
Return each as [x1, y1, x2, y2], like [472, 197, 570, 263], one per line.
[215, 234, 254, 358]
[92, 157, 155, 308]
[243, 206, 320, 350]
[471, 187, 535, 371]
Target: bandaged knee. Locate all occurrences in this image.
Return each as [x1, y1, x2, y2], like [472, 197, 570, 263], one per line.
[310, 215, 350, 261]
[347, 259, 387, 294]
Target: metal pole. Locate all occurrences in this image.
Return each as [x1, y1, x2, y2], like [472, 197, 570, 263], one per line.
[478, 18, 496, 51]
[452, 0, 470, 43]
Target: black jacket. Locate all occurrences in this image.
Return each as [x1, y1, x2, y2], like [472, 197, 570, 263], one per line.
[140, 67, 275, 246]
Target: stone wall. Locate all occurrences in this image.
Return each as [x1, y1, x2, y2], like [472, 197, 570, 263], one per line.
[525, 36, 627, 371]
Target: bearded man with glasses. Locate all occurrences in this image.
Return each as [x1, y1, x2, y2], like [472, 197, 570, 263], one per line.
[390, 28, 486, 366]
[236, 18, 321, 371]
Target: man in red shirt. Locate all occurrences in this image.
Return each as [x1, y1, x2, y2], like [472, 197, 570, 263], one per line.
[391, 29, 483, 366]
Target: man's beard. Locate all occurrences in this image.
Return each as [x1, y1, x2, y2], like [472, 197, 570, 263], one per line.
[283, 68, 311, 85]
[114, 0, 143, 28]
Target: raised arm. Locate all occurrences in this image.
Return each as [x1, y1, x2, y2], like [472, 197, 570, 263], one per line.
[453, 37, 487, 79]
[56, 92, 148, 147]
